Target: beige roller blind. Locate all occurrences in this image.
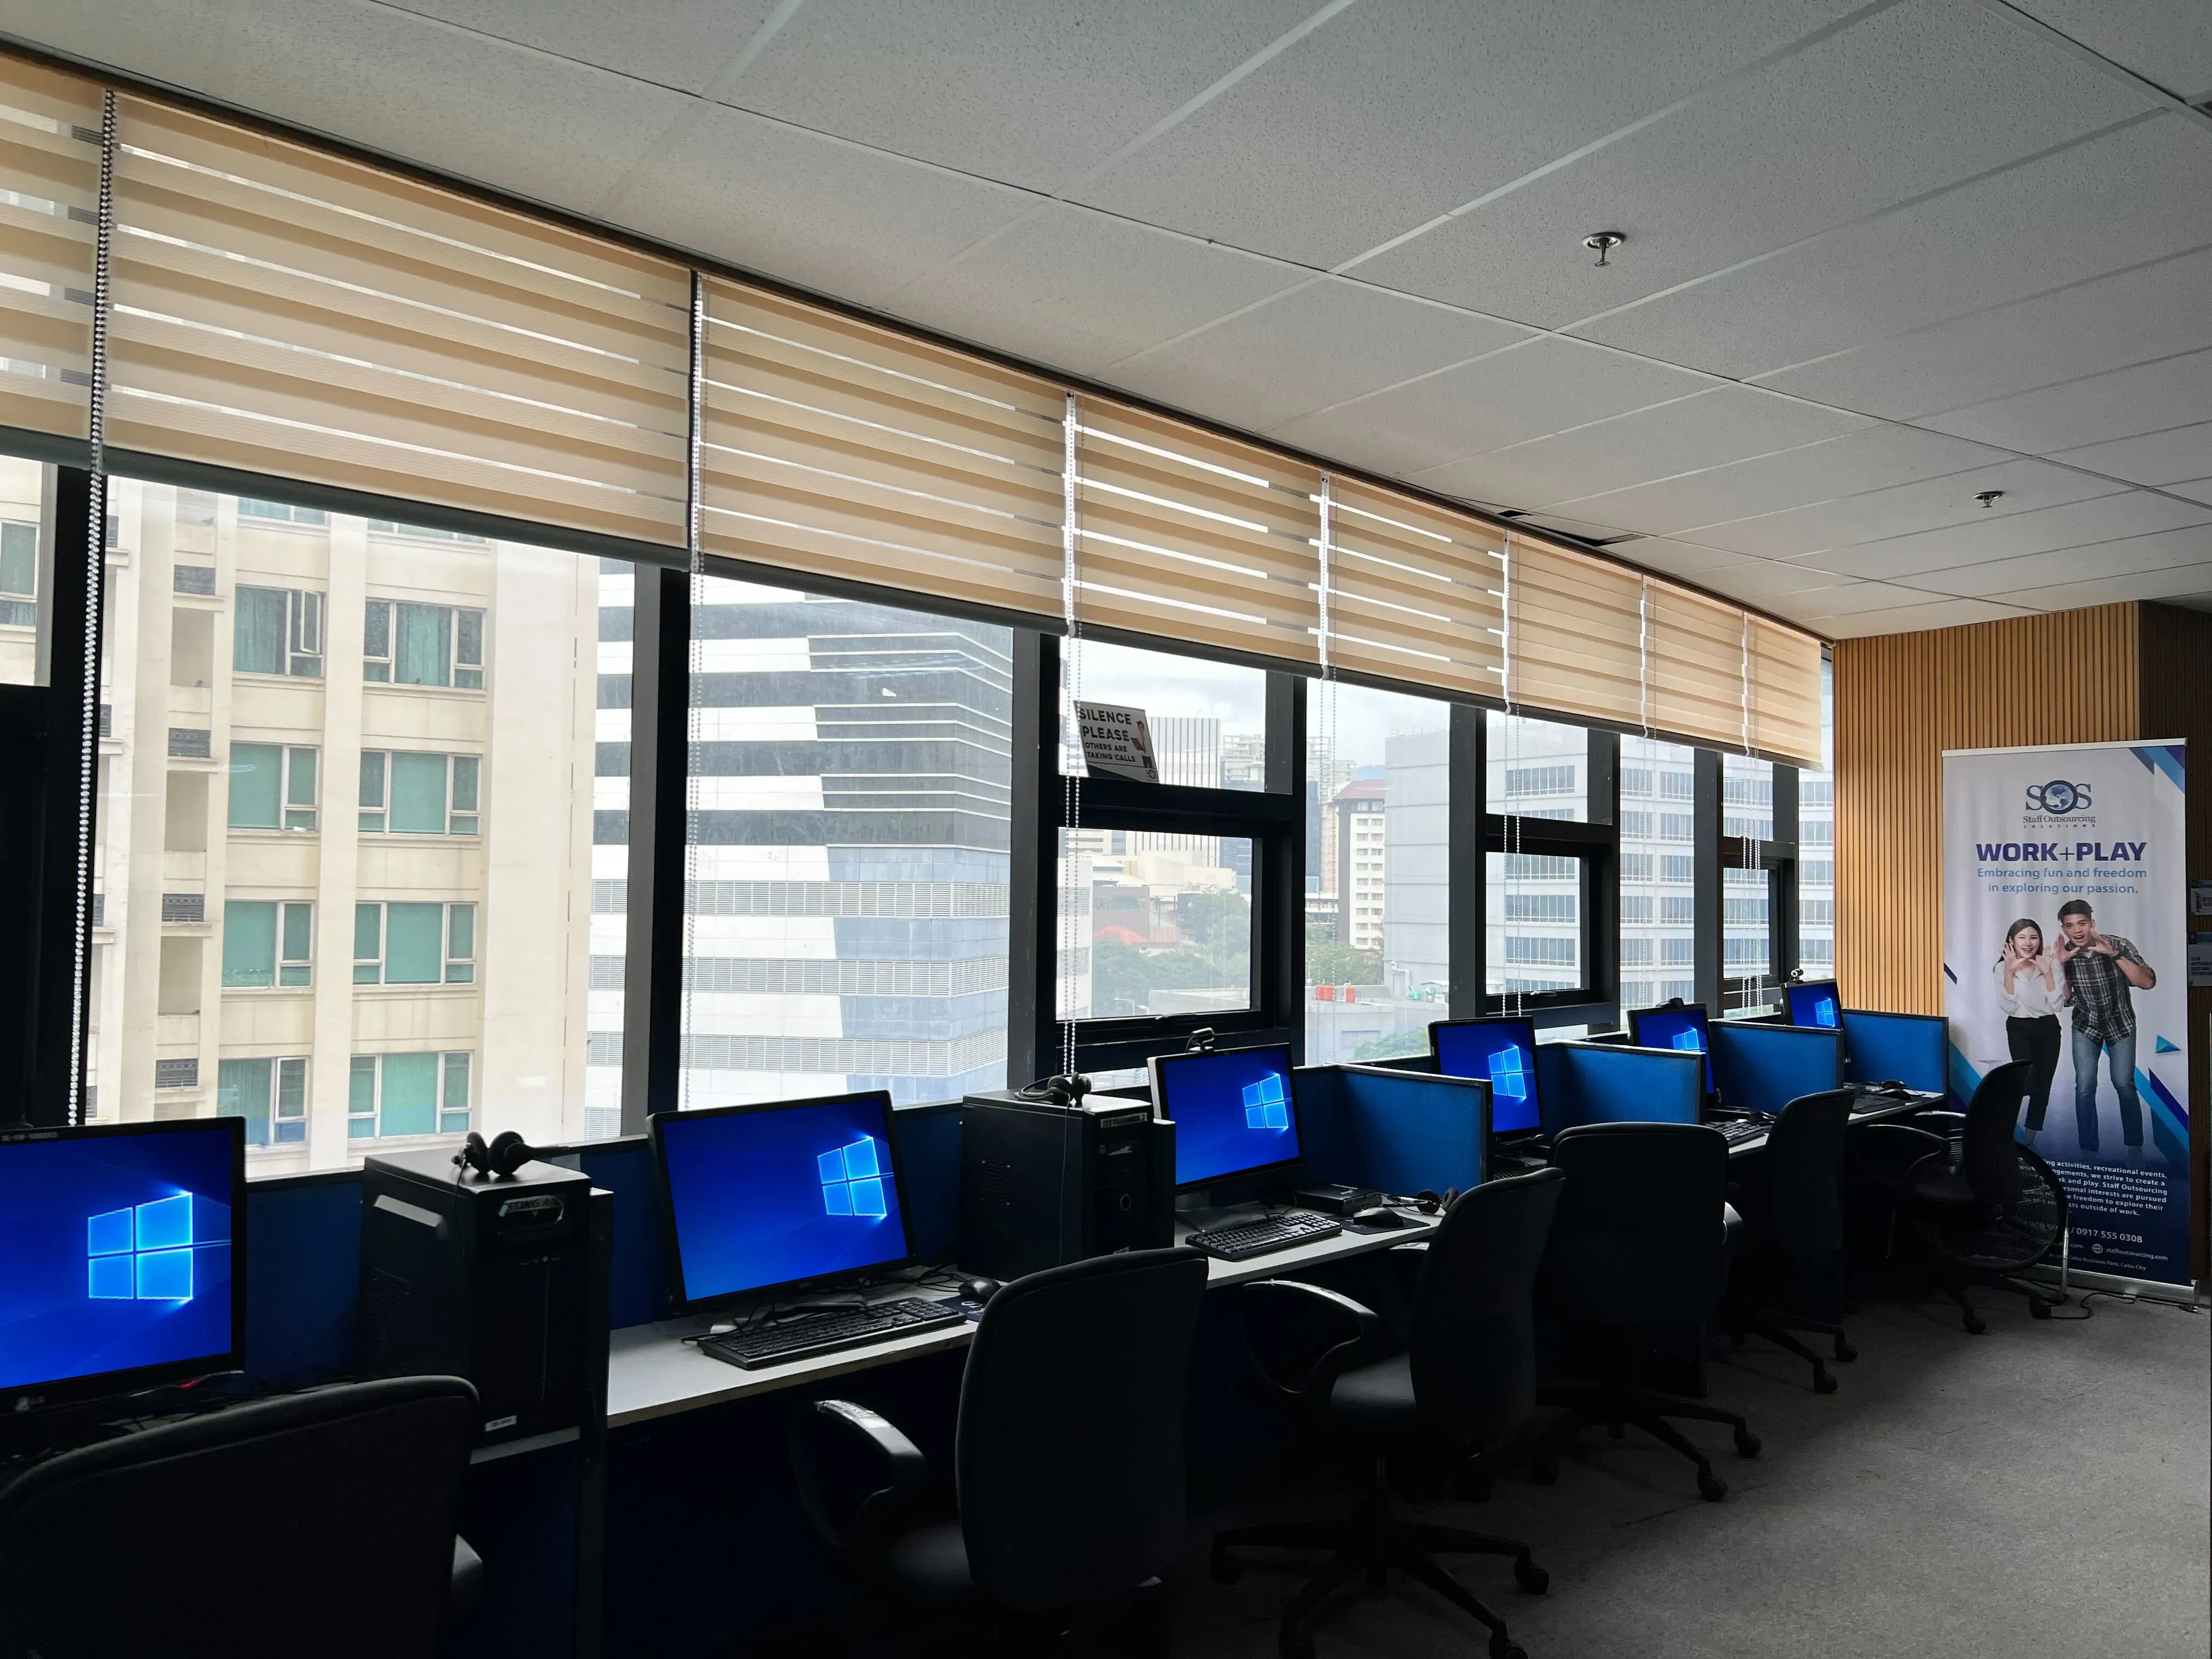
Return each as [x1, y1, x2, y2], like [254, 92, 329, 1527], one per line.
[1506, 534, 1643, 727]
[107, 98, 690, 544]
[1647, 582, 1752, 752]
[0, 60, 100, 441]
[1324, 478, 1504, 697]
[1074, 400, 1321, 665]
[1748, 615, 1824, 768]
[698, 279, 1066, 617]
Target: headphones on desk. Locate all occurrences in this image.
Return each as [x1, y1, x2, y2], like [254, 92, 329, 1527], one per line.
[1411, 1187, 1462, 1216]
[453, 1130, 547, 1181]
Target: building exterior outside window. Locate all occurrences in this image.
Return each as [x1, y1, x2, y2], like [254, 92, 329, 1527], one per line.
[1621, 736, 1699, 1009]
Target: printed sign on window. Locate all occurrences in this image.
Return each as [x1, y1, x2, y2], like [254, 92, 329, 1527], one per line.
[1075, 700, 1159, 783]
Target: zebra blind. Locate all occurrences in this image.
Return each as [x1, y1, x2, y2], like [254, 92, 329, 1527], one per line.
[1323, 478, 1505, 698]
[0, 59, 100, 439]
[1508, 535, 1645, 730]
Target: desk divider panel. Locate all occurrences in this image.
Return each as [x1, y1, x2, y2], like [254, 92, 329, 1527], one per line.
[1709, 1022, 1844, 1118]
[1295, 1064, 1487, 1195]
[1838, 1009, 1950, 1097]
[1533, 1042, 1702, 1139]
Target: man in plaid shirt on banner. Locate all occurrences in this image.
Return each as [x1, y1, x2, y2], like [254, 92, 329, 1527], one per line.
[2053, 899, 2157, 1156]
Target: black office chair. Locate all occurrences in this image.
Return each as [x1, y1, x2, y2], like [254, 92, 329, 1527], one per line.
[793, 1247, 1209, 1655]
[1722, 1087, 1858, 1393]
[1527, 1122, 1758, 1502]
[1867, 1059, 2068, 1331]
[1210, 1168, 1566, 1659]
[0, 1375, 482, 1659]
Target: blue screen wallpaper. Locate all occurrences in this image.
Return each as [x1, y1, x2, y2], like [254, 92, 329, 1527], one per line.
[1787, 983, 1842, 1030]
[1435, 1022, 1541, 1133]
[659, 1095, 911, 1305]
[1634, 1008, 1714, 1092]
[0, 1125, 237, 1396]
[1156, 1046, 1301, 1188]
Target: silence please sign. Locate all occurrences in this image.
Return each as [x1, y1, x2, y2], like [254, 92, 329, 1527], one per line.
[1075, 701, 1159, 783]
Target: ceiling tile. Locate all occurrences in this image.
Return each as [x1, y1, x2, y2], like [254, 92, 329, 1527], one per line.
[2046, 422, 2212, 486]
[1906, 524, 2212, 595]
[614, 104, 1036, 309]
[1821, 595, 2038, 636]
[0, 0, 236, 91]
[1779, 580, 1946, 619]
[1558, 424, 2011, 537]
[1693, 558, 1863, 602]
[1412, 386, 1870, 509]
[2167, 477, 2212, 506]
[1101, 278, 1534, 436]
[731, 1, 1321, 192]
[1592, 537, 1760, 582]
[1688, 456, 2126, 558]
[889, 202, 1307, 377]
[1269, 336, 1713, 479]
[1923, 346, 2212, 452]
[2011, 0, 2212, 101]
[1355, 0, 2151, 329]
[1997, 561, 2212, 610]
[1573, 114, 2212, 381]
[382, 1, 780, 94]
[1069, 0, 1865, 268]
[1801, 490, 2212, 580]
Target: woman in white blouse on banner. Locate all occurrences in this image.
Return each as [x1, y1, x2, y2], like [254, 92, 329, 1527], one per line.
[1994, 917, 2067, 1146]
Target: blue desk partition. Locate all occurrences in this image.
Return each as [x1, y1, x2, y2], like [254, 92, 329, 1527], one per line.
[1838, 1009, 1949, 1096]
[1533, 1042, 1702, 1138]
[1709, 1021, 1843, 1118]
[1295, 1065, 1487, 1195]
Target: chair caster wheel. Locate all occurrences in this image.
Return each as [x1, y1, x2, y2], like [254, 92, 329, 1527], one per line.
[1814, 1369, 1838, 1395]
[1209, 1547, 1242, 1584]
[1834, 1339, 1858, 1362]
[2029, 1299, 2053, 1320]
[1489, 1635, 1526, 1659]
[1527, 1458, 1558, 1486]
[1279, 1627, 1314, 1659]
[1963, 1315, 1987, 1335]
[1697, 1472, 1728, 1501]
[1734, 1429, 1762, 1457]
[1514, 1558, 1549, 1594]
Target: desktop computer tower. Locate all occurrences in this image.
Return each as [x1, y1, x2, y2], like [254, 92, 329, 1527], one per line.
[358, 1148, 610, 1447]
[959, 1091, 1176, 1281]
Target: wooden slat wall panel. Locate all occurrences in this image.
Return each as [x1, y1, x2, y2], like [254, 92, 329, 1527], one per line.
[1833, 603, 2140, 1020]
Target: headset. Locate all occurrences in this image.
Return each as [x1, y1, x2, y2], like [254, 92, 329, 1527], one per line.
[1411, 1187, 1462, 1216]
[452, 1129, 548, 1182]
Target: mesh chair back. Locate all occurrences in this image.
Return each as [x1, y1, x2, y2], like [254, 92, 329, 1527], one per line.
[1962, 1060, 2034, 1207]
[1542, 1122, 1732, 1327]
[1408, 1167, 1565, 1442]
[1762, 1088, 1855, 1259]
[0, 1375, 477, 1659]
[956, 1247, 1208, 1612]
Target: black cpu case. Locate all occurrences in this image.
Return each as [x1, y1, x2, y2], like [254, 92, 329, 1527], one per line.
[358, 1149, 610, 1446]
[959, 1091, 1176, 1282]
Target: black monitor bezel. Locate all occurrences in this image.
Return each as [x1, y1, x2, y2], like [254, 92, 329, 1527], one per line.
[648, 1090, 917, 1315]
[1784, 979, 1843, 1030]
[1835, 1008, 1951, 1093]
[0, 1115, 249, 1418]
[1427, 1015, 1544, 1139]
[1148, 1042, 1305, 1194]
[1628, 1002, 1717, 1094]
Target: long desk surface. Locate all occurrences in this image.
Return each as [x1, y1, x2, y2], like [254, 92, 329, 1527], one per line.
[607, 1210, 1440, 1429]
[1718, 1088, 1941, 1156]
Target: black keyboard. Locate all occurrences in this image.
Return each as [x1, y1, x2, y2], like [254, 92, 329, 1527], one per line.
[1713, 1118, 1768, 1144]
[1186, 1210, 1344, 1262]
[699, 1297, 966, 1370]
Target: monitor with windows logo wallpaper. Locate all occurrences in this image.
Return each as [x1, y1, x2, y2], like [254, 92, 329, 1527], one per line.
[1, 1118, 245, 1410]
[1431, 1017, 1543, 1135]
[1786, 980, 1842, 1031]
[1629, 1005, 1717, 1095]
[651, 1092, 915, 1311]
[1149, 1043, 1304, 1191]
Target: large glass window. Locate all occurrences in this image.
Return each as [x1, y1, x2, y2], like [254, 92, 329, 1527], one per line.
[0, 455, 50, 686]
[89, 481, 612, 1167]
[1621, 736, 1698, 1011]
[1058, 639, 1268, 785]
[1302, 682, 1449, 1063]
[1060, 830, 1253, 1020]
[1487, 712, 1588, 821]
[672, 575, 1013, 1111]
[1799, 658, 1836, 978]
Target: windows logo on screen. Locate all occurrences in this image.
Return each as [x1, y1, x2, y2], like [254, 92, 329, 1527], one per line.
[1486, 1046, 1528, 1101]
[1669, 1030, 1705, 1056]
[819, 1137, 887, 1218]
[1242, 1073, 1290, 1131]
[1812, 998, 1838, 1029]
[88, 1193, 226, 1301]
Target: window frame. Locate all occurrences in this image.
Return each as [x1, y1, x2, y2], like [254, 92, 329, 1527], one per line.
[352, 899, 478, 986]
[216, 1053, 309, 1145]
[362, 598, 486, 690]
[347, 1049, 473, 1139]
[226, 741, 319, 833]
[220, 898, 313, 989]
[1477, 711, 1620, 1025]
[357, 749, 481, 836]
[231, 583, 324, 679]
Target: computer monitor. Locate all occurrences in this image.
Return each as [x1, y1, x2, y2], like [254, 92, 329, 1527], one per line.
[1786, 979, 1842, 1031]
[1628, 1003, 1715, 1096]
[651, 1091, 916, 1313]
[1430, 1017, 1542, 1137]
[1148, 1042, 1303, 1193]
[1, 1117, 247, 1417]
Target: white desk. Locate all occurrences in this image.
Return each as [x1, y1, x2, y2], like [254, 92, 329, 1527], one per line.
[1719, 1088, 1941, 1156]
[606, 1212, 1438, 1429]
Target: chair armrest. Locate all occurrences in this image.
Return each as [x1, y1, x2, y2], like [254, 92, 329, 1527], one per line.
[448, 1535, 483, 1628]
[791, 1399, 930, 1561]
[1235, 1279, 1389, 1406]
[1906, 1109, 1966, 1137]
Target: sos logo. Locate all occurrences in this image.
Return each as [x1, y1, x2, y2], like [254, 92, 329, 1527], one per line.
[2025, 779, 2091, 814]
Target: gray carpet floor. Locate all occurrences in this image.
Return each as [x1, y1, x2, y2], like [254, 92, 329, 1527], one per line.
[1173, 1289, 2209, 1659]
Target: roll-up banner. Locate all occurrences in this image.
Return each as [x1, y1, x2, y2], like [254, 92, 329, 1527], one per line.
[1942, 741, 2191, 1287]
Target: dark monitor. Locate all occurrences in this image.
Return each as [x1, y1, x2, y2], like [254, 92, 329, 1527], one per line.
[1628, 1003, 1715, 1095]
[1430, 1017, 1541, 1137]
[1148, 1043, 1302, 1192]
[1838, 1010, 1949, 1095]
[651, 1091, 915, 1313]
[1786, 980, 1842, 1031]
[1, 1117, 247, 1417]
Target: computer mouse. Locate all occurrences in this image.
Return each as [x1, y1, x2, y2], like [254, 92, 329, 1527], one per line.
[1351, 1206, 1406, 1230]
[960, 1276, 1004, 1306]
